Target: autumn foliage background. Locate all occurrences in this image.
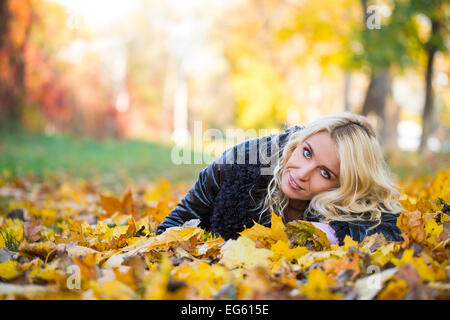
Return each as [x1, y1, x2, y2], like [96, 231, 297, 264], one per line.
[0, 0, 449, 300]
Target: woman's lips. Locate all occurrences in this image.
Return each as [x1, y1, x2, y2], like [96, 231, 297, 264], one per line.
[288, 172, 304, 191]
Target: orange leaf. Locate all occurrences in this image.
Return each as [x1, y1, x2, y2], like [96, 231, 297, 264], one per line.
[122, 190, 140, 221]
[145, 201, 171, 224]
[396, 210, 425, 246]
[100, 194, 122, 218]
[74, 253, 97, 281]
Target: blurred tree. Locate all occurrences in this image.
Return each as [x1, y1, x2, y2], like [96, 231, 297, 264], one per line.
[23, 0, 79, 134]
[356, 0, 449, 155]
[226, 0, 362, 129]
[356, 0, 415, 157]
[0, 0, 32, 121]
[411, 0, 449, 153]
[225, 0, 299, 129]
[277, 0, 361, 120]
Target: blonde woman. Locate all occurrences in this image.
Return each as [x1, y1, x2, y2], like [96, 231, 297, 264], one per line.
[157, 112, 404, 244]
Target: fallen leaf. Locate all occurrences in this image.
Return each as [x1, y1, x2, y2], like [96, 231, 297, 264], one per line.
[23, 216, 42, 242]
[285, 220, 330, 250]
[0, 260, 21, 280]
[19, 241, 58, 261]
[220, 236, 273, 269]
[300, 268, 342, 300]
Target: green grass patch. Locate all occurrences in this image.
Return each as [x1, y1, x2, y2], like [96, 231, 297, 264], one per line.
[0, 127, 206, 188]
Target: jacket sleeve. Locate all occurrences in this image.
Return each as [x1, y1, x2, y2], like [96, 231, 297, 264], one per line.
[155, 153, 225, 235]
[328, 212, 403, 245]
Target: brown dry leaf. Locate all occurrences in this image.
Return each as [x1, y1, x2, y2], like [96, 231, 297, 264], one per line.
[396, 263, 423, 288]
[18, 241, 58, 261]
[23, 216, 42, 243]
[397, 210, 426, 247]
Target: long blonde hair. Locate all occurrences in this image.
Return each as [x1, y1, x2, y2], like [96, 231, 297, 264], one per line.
[260, 112, 403, 227]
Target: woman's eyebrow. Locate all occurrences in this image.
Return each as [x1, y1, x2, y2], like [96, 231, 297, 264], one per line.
[305, 141, 338, 178]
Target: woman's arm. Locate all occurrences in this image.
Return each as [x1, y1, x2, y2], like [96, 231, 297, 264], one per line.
[155, 155, 224, 235]
[328, 213, 403, 245]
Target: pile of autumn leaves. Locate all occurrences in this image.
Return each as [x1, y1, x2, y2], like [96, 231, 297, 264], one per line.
[0, 169, 449, 300]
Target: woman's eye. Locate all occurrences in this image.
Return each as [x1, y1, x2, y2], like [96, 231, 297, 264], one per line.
[303, 148, 311, 159]
[321, 169, 331, 179]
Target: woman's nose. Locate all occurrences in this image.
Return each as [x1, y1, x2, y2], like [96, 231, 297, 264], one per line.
[294, 163, 314, 181]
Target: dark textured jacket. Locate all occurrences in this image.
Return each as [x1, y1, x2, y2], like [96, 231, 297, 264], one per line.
[156, 126, 403, 245]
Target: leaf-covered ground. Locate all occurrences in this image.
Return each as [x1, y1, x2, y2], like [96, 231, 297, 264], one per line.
[0, 169, 449, 300]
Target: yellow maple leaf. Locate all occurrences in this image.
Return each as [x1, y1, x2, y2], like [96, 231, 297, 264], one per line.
[172, 261, 228, 299]
[220, 236, 273, 269]
[270, 240, 308, 262]
[300, 268, 342, 300]
[240, 211, 288, 247]
[342, 235, 359, 250]
[0, 260, 21, 280]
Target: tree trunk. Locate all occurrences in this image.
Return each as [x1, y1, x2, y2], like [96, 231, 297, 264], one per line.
[418, 21, 439, 154]
[359, 0, 399, 155]
[361, 71, 389, 118]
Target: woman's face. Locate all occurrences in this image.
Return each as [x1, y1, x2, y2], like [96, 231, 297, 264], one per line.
[281, 131, 340, 201]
